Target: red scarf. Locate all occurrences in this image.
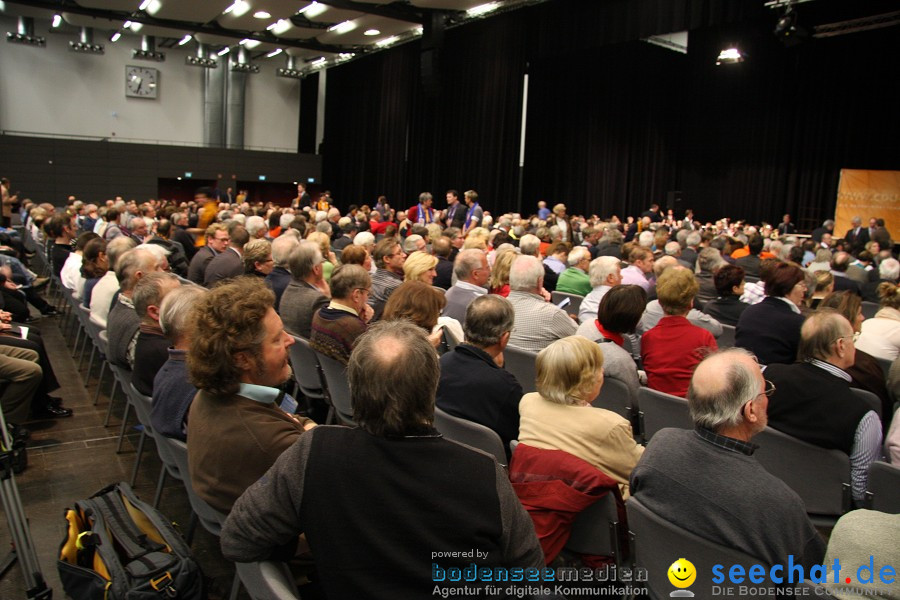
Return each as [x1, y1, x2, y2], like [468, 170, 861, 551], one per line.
[594, 320, 624, 346]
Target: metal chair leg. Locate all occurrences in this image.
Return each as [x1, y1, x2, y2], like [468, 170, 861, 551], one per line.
[153, 468, 167, 508]
[103, 377, 120, 427]
[129, 430, 147, 486]
[93, 361, 108, 406]
[115, 401, 133, 453]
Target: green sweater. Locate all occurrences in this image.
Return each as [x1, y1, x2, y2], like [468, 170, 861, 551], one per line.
[556, 267, 592, 296]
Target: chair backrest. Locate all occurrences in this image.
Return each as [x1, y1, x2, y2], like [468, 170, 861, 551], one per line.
[627, 496, 779, 599]
[433, 407, 507, 466]
[865, 461, 900, 514]
[564, 492, 622, 560]
[165, 438, 227, 536]
[753, 426, 851, 517]
[718, 323, 736, 348]
[637, 387, 692, 443]
[503, 346, 538, 394]
[875, 356, 892, 379]
[313, 349, 355, 425]
[849, 387, 882, 419]
[127, 382, 154, 431]
[288, 335, 326, 399]
[860, 301, 879, 320]
[550, 291, 583, 316]
[235, 561, 301, 600]
[98, 329, 109, 354]
[591, 377, 632, 421]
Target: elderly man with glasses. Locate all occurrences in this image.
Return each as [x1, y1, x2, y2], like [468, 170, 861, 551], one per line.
[764, 309, 883, 505]
[631, 347, 825, 570]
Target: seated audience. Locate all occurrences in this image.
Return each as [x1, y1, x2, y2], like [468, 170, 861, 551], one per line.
[506, 255, 577, 352]
[855, 282, 900, 361]
[80, 238, 108, 309]
[819, 291, 892, 422]
[187, 277, 316, 514]
[221, 321, 542, 598]
[280, 242, 330, 339]
[702, 264, 749, 326]
[310, 264, 373, 364]
[442, 249, 490, 324]
[734, 233, 763, 277]
[204, 224, 249, 287]
[369, 238, 406, 318]
[61, 232, 98, 299]
[436, 295, 522, 454]
[265, 232, 299, 310]
[187, 223, 228, 284]
[630, 348, 825, 568]
[695, 247, 725, 306]
[0, 346, 42, 427]
[402, 251, 438, 286]
[863, 257, 899, 302]
[89, 236, 136, 328]
[576, 285, 646, 399]
[518, 336, 643, 497]
[820, 510, 900, 600]
[736, 261, 807, 365]
[808, 270, 834, 310]
[765, 310, 883, 504]
[642, 267, 718, 397]
[242, 238, 273, 279]
[555, 246, 592, 296]
[488, 248, 515, 297]
[620, 246, 655, 293]
[577, 256, 622, 324]
[150, 285, 206, 441]
[383, 280, 462, 349]
[107, 247, 166, 369]
[131, 272, 181, 396]
[307, 230, 336, 283]
[431, 236, 454, 289]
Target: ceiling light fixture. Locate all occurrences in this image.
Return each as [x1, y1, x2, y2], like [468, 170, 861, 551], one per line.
[145, 0, 162, 15]
[178, 34, 191, 46]
[327, 20, 355, 34]
[138, 0, 151, 10]
[110, 32, 121, 42]
[52, 14, 62, 27]
[253, 11, 271, 19]
[123, 20, 132, 28]
[130, 22, 143, 32]
[223, 1, 250, 17]
[311, 57, 326, 65]
[298, 2, 327, 18]
[363, 28, 380, 36]
[716, 47, 744, 65]
[376, 36, 398, 47]
[269, 19, 291, 35]
[467, 2, 500, 17]
[217, 46, 231, 56]
[266, 48, 282, 58]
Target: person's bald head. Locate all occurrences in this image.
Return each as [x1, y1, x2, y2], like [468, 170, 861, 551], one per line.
[688, 348, 767, 437]
[798, 309, 855, 369]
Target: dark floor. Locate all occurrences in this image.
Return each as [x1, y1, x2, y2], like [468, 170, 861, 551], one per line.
[0, 308, 243, 599]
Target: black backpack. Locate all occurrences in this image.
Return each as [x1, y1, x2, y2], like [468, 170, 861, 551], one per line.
[59, 482, 205, 599]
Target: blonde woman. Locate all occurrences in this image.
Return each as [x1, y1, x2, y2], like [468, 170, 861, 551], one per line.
[489, 249, 516, 297]
[518, 336, 643, 497]
[242, 238, 274, 278]
[808, 270, 834, 310]
[306, 230, 336, 283]
[462, 227, 490, 251]
[403, 251, 438, 285]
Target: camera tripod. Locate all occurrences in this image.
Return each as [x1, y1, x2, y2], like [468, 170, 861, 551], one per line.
[0, 404, 51, 599]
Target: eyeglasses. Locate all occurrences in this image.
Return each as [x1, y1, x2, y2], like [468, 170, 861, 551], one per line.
[758, 379, 776, 398]
[832, 332, 859, 344]
[356, 288, 371, 294]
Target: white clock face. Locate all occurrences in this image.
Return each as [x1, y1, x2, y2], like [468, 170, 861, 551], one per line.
[125, 66, 158, 98]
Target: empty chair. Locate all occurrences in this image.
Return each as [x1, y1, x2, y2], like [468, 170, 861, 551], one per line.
[637, 387, 692, 443]
[550, 290, 583, 316]
[627, 496, 781, 599]
[718, 323, 736, 348]
[753, 426, 851, 518]
[234, 561, 300, 600]
[503, 345, 538, 393]
[865, 461, 900, 514]
[433, 407, 507, 466]
[313, 349, 354, 425]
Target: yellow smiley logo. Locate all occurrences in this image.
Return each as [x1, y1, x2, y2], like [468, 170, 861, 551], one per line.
[668, 558, 696, 588]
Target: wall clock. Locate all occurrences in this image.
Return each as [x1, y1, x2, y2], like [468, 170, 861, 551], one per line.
[125, 65, 158, 98]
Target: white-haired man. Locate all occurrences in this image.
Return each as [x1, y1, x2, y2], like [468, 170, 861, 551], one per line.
[506, 255, 576, 352]
[578, 256, 622, 323]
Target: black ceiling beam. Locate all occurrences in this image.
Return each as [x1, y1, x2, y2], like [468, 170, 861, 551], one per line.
[314, 0, 430, 24]
[3, 0, 348, 52]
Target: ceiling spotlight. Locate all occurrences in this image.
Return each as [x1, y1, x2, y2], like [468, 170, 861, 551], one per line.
[139, 0, 151, 9]
[266, 48, 283, 58]
[327, 20, 355, 34]
[363, 29, 380, 36]
[268, 19, 291, 35]
[774, 6, 809, 47]
[178, 34, 192, 46]
[310, 57, 326, 65]
[467, 2, 500, 17]
[123, 20, 132, 28]
[110, 32, 121, 42]
[376, 36, 398, 47]
[223, 1, 250, 17]
[217, 46, 231, 56]
[298, 2, 327, 18]
[716, 47, 744, 65]
[52, 14, 62, 28]
[253, 11, 271, 19]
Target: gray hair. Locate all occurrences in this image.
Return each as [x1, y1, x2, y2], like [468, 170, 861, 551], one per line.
[106, 236, 137, 270]
[798, 309, 850, 362]
[464, 295, 514, 348]
[509, 255, 544, 291]
[330, 264, 371, 299]
[245, 215, 267, 237]
[687, 348, 760, 431]
[133, 272, 180, 319]
[453, 249, 486, 281]
[354, 231, 375, 248]
[418, 192, 433, 203]
[280, 213, 295, 229]
[686, 232, 701, 247]
[403, 234, 424, 254]
[879, 258, 899, 281]
[349, 320, 438, 436]
[159, 285, 207, 341]
[115, 248, 158, 291]
[637, 231, 654, 247]
[604, 226, 624, 244]
[589, 256, 620, 287]
[518, 234, 541, 257]
[567, 246, 590, 267]
[271, 234, 300, 268]
[288, 241, 323, 281]
[664, 241, 681, 256]
[698, 247, 725, 274]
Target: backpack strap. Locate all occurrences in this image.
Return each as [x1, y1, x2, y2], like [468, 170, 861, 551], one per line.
[92, 489, 165, 561]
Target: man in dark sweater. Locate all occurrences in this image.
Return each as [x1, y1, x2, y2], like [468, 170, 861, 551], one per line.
[107, 247, 166, 369]
[309, 264, 372, 364]
[765, 310, 882, 504]
[631, 348, 825, 571]
[131, 272, 180, 396]
[436, 295, 522, 455]
[221, 321, 543, 599]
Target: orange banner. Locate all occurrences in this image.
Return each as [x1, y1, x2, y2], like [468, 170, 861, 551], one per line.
[835, 169, 900, 245]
